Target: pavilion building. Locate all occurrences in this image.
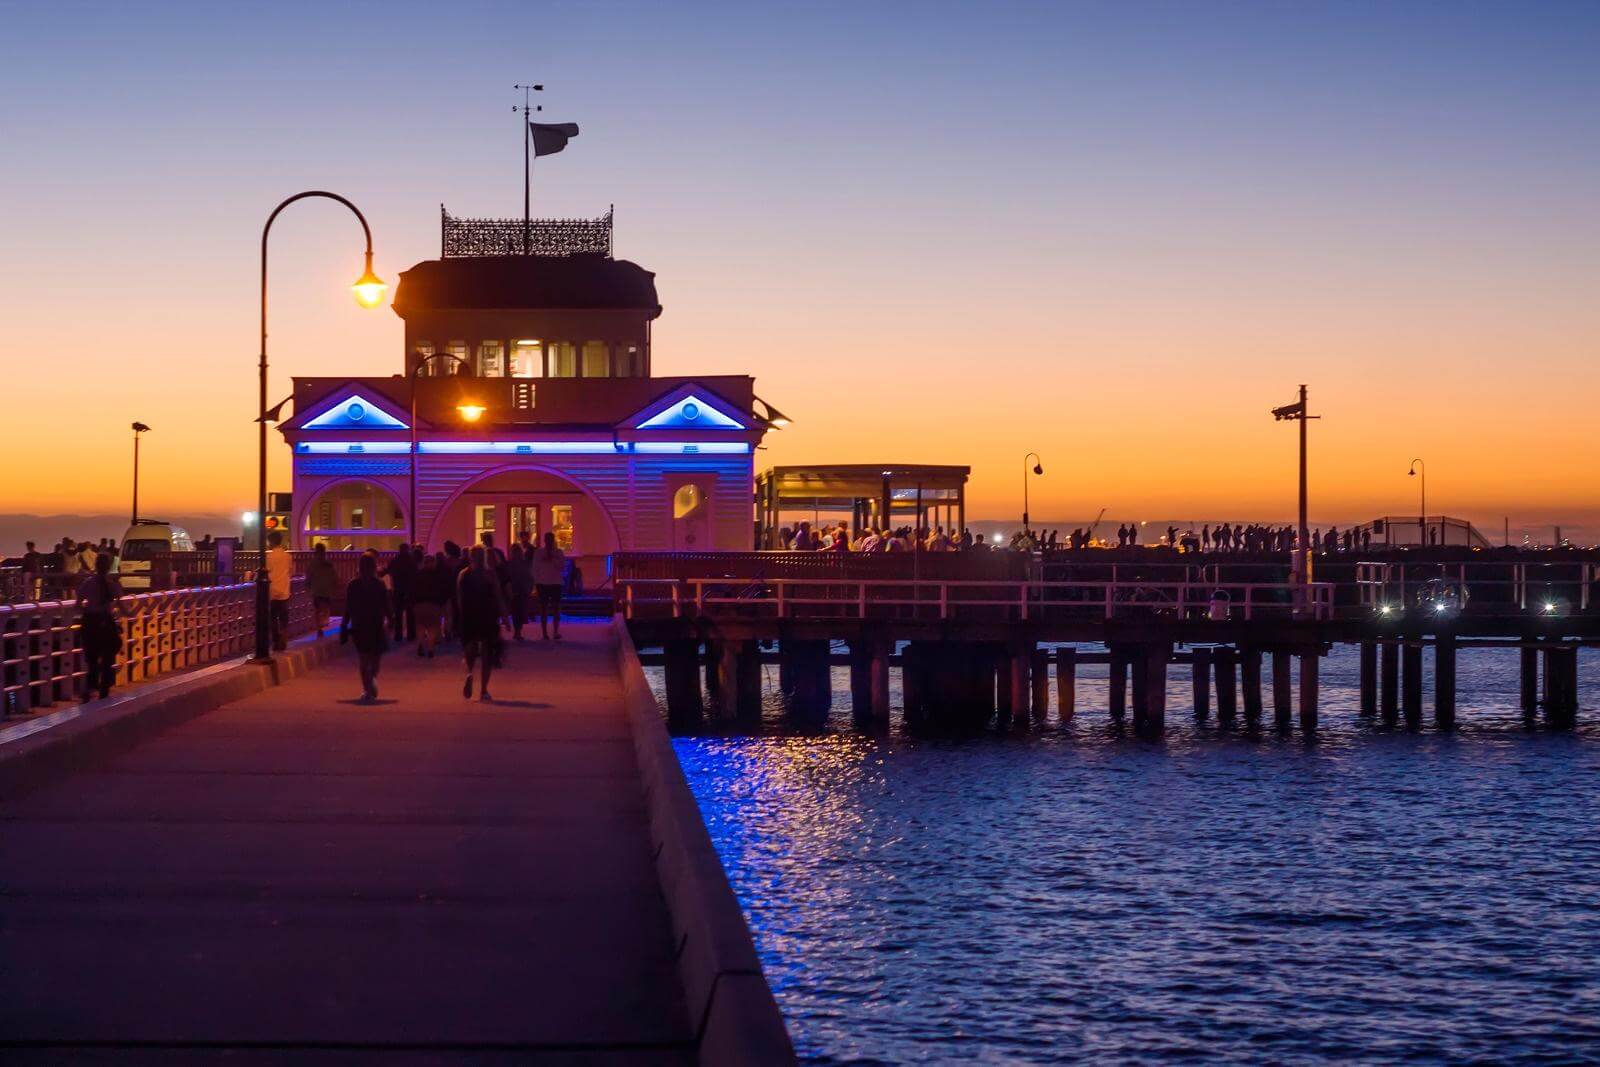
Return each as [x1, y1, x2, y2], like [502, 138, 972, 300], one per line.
[277, 208, 774, 577]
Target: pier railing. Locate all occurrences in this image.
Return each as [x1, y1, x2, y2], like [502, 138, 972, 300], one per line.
[619, 577, 1336, 623]
[1354, 560, 1599, 616]
[0, 580, 314, 715]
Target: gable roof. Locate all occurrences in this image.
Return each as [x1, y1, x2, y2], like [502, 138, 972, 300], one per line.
[621, 383, 750, 431]
[285, 385, 410, 432]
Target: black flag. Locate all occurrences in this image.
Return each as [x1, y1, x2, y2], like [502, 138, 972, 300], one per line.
[530, 121, 579, 157]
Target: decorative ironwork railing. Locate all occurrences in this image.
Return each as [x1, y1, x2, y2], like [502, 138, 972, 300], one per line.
[441, 205, 613, 257]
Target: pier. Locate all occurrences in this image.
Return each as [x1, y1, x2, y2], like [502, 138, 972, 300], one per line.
[618, 550, 1599, 735]
[0, 613, 792, 1062]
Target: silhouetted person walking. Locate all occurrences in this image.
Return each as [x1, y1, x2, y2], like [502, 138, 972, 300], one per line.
[458, 545, 507, 701]
[76, 553, 123, 700]
[340, 553, 390, 703]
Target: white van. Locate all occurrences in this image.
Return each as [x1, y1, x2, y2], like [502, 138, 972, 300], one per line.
[118, 520, 196, 589]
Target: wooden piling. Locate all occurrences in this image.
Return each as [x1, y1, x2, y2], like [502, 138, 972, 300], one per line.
[1272, 650, 1292, 730]
[1402, 641, 1423, 728]
[1380, 641, 1399, 725]
[1192, 646, 1211, 721]
[1545, 644, 1578, 728]
[1298, 651, 1319, 733]
[1214, 646, 1237, 722]
[1434, 635, 1457, 730]
[1136, 645, 1169, 736]
[902, 642, 927, 728]
[870, 642, 892, 726]
[1010, 645, 1032, 725]
[1108, 648, 1127, 721]
[995, 646, 1014, 728]
[1130, 646, 1149, 726]
[1031, 648, 1050, 723]
[1241, 648, 1263, 727]
[1520, 645, 1539, 716]
[663, 639, 703, 730]
[1358, 641, 1377, 716]
[1056, 647, 1077, 722]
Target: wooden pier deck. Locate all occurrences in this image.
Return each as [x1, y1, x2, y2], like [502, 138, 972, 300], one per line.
[0, 623, 700, 1062]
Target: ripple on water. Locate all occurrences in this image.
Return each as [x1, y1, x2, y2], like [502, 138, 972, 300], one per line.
[662, 645, 1600, 1064]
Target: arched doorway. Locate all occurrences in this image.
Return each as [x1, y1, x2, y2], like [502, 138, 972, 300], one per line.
[301, 480, 407, 551]
[428, 466, 621, 582]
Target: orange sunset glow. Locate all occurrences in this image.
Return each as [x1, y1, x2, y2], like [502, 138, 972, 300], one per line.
[1, 4, 1596, 544]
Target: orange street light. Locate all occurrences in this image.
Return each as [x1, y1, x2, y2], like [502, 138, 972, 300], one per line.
[457, 403, 487, 422]
[352, 252, 388, 308]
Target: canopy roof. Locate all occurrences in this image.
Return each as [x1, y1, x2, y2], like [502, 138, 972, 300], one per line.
[392, 254, 661, 316]
[758, 464, 969, 508]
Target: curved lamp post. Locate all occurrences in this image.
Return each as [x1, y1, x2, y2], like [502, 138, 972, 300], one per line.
[409, 352, 482, 548]
[1408, 458, 1426, 546]
[1022, 452, 1044, 533]
[256, 191, 385, 664]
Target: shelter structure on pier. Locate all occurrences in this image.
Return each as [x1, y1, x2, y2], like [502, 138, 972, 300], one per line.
[276, 205, 778, 578]
[755, 464, 969, 549]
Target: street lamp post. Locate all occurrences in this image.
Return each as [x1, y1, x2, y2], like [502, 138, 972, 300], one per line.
[130, 422, 150, 524]
[1271, 385, 1317, 610]
[1408, 458, 1426, 546]
[408, 352, 475, 548]
[1022, 452, 1044, 533]
[256, 191, 386, 664]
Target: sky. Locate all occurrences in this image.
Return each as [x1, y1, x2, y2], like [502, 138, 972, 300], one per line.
[1, 1, 1596, 540]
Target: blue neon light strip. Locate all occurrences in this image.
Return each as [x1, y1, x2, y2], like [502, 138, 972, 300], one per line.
[297, 441, 749, 456]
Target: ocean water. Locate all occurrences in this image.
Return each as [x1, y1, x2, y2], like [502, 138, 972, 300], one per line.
[658, 645, 1600, 1064]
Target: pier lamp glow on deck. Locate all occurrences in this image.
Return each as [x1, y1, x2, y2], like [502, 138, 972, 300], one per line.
[352, 254, 388, 308]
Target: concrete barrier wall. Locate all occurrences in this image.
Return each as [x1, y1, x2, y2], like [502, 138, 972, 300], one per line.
[612, 617, 797, 1065]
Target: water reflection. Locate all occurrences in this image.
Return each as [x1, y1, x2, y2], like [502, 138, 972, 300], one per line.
[663, 646, 1600, 1063]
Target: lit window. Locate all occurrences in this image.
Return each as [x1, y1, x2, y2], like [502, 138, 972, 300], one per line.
[350, 506, 366, 530]
[551, 505, 574, 551]
[581, 341, 610, 378]
[477, 341, 504, 377]
[510, 339, 542, 378]
[474, 504, 497, 545]
[673, 483, 705, 519]
[446, 341, 469, 374]
[413, 342, 435, 375]
[549, 342, 577, 378]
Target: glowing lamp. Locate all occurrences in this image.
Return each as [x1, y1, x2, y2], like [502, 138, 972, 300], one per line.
[1544, 602, 1558, 614]
[242, 511, 258, 525]
[352, 254, 387, 308]
[457, 403, 487, 423]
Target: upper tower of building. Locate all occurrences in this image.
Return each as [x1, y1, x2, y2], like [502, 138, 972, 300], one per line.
[392, 207, 663, 380]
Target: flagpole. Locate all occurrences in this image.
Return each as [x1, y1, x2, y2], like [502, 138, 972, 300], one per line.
[515, 83, 542, 255]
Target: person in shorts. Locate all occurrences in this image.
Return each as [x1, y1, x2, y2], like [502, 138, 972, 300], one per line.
[529, 532, 566, 641]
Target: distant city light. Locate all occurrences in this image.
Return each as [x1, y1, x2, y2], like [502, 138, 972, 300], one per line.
[993, 534, 1005, 543]
[241, 511, 257, 525]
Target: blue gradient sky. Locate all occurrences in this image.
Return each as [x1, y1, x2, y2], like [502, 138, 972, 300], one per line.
[2, 2, 1596, 533]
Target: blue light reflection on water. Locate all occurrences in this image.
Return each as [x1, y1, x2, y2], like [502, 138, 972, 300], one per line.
[660, 645, 1600, 1064]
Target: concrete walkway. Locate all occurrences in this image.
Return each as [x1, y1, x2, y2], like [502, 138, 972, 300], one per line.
[0, 620, 694, 1063]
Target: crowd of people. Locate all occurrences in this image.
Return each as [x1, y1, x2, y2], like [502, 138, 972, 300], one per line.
[774, 520, 1377, 556]
[263, 529, 570, 705]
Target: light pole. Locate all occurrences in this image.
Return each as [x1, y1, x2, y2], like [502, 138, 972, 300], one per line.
[408, 352, 478, 548]
[1022, 452, 1043, 533]
[256, 191, 386, 663]
[1271, 385, 1317, 609]
[130, 422, 150, 524]
[1408, 458, 1426, 546]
